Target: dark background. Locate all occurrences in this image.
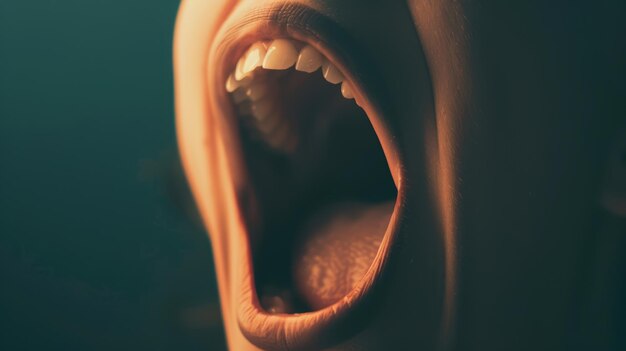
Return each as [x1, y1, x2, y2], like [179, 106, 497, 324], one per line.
[0, 1, 226, 350]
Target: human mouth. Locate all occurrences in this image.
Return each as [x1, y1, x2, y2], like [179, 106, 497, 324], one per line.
[227, 35, 397, 311]
[211, 4, 404, 349]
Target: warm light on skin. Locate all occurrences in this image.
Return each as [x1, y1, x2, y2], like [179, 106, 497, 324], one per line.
[175, 1, 625, 350]
[175, 2, 435, 349]
[174, 0, 246, 348]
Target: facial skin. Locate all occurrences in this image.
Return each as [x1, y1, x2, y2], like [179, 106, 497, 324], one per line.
[174, 1, 625, 350]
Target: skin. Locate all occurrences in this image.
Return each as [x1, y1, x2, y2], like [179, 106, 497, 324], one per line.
[174, 1, 625, 350]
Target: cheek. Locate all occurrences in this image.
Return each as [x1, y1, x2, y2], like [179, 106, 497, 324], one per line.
[175, 1, 259, 350]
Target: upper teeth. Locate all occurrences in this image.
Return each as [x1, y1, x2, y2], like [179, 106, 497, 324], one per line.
[262, 39, 298, 70]
[295, 45, 323, 73]
[225, 38, 356, 154]
[243, 42, 267, 74]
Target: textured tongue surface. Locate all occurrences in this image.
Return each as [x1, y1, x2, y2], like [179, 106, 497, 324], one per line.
[292, 201, 394, 310]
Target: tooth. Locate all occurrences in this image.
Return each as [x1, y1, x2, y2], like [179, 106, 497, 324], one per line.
[262, 39, 298, 70]
[242, 42, 267, 75]
[234, 55, 253, 85]
[322, 61, 344, 84]
[250, 99, 275, 122]
[245, 83, 268, 101]
[232, 88, 247, 103]
[341, 81, 354, 99]
[295, 45, 323, 73]
[234, 55, 247, 81]
[225, 74, 239, 93]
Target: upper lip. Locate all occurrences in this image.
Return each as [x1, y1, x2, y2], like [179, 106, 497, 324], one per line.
[208, 3, 405, 349]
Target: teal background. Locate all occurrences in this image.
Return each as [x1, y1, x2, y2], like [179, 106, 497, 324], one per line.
[0, 1, 225, 350]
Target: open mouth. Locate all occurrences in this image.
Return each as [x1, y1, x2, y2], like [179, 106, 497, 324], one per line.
[225, 39, 397, 314]
[210, 4, 404, 348]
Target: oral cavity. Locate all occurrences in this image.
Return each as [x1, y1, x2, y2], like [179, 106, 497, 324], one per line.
[227, 37, 397, 315]
[225, 38, 357, 154]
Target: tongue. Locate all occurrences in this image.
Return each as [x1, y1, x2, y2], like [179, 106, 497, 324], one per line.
[292, 201, 394, 310]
